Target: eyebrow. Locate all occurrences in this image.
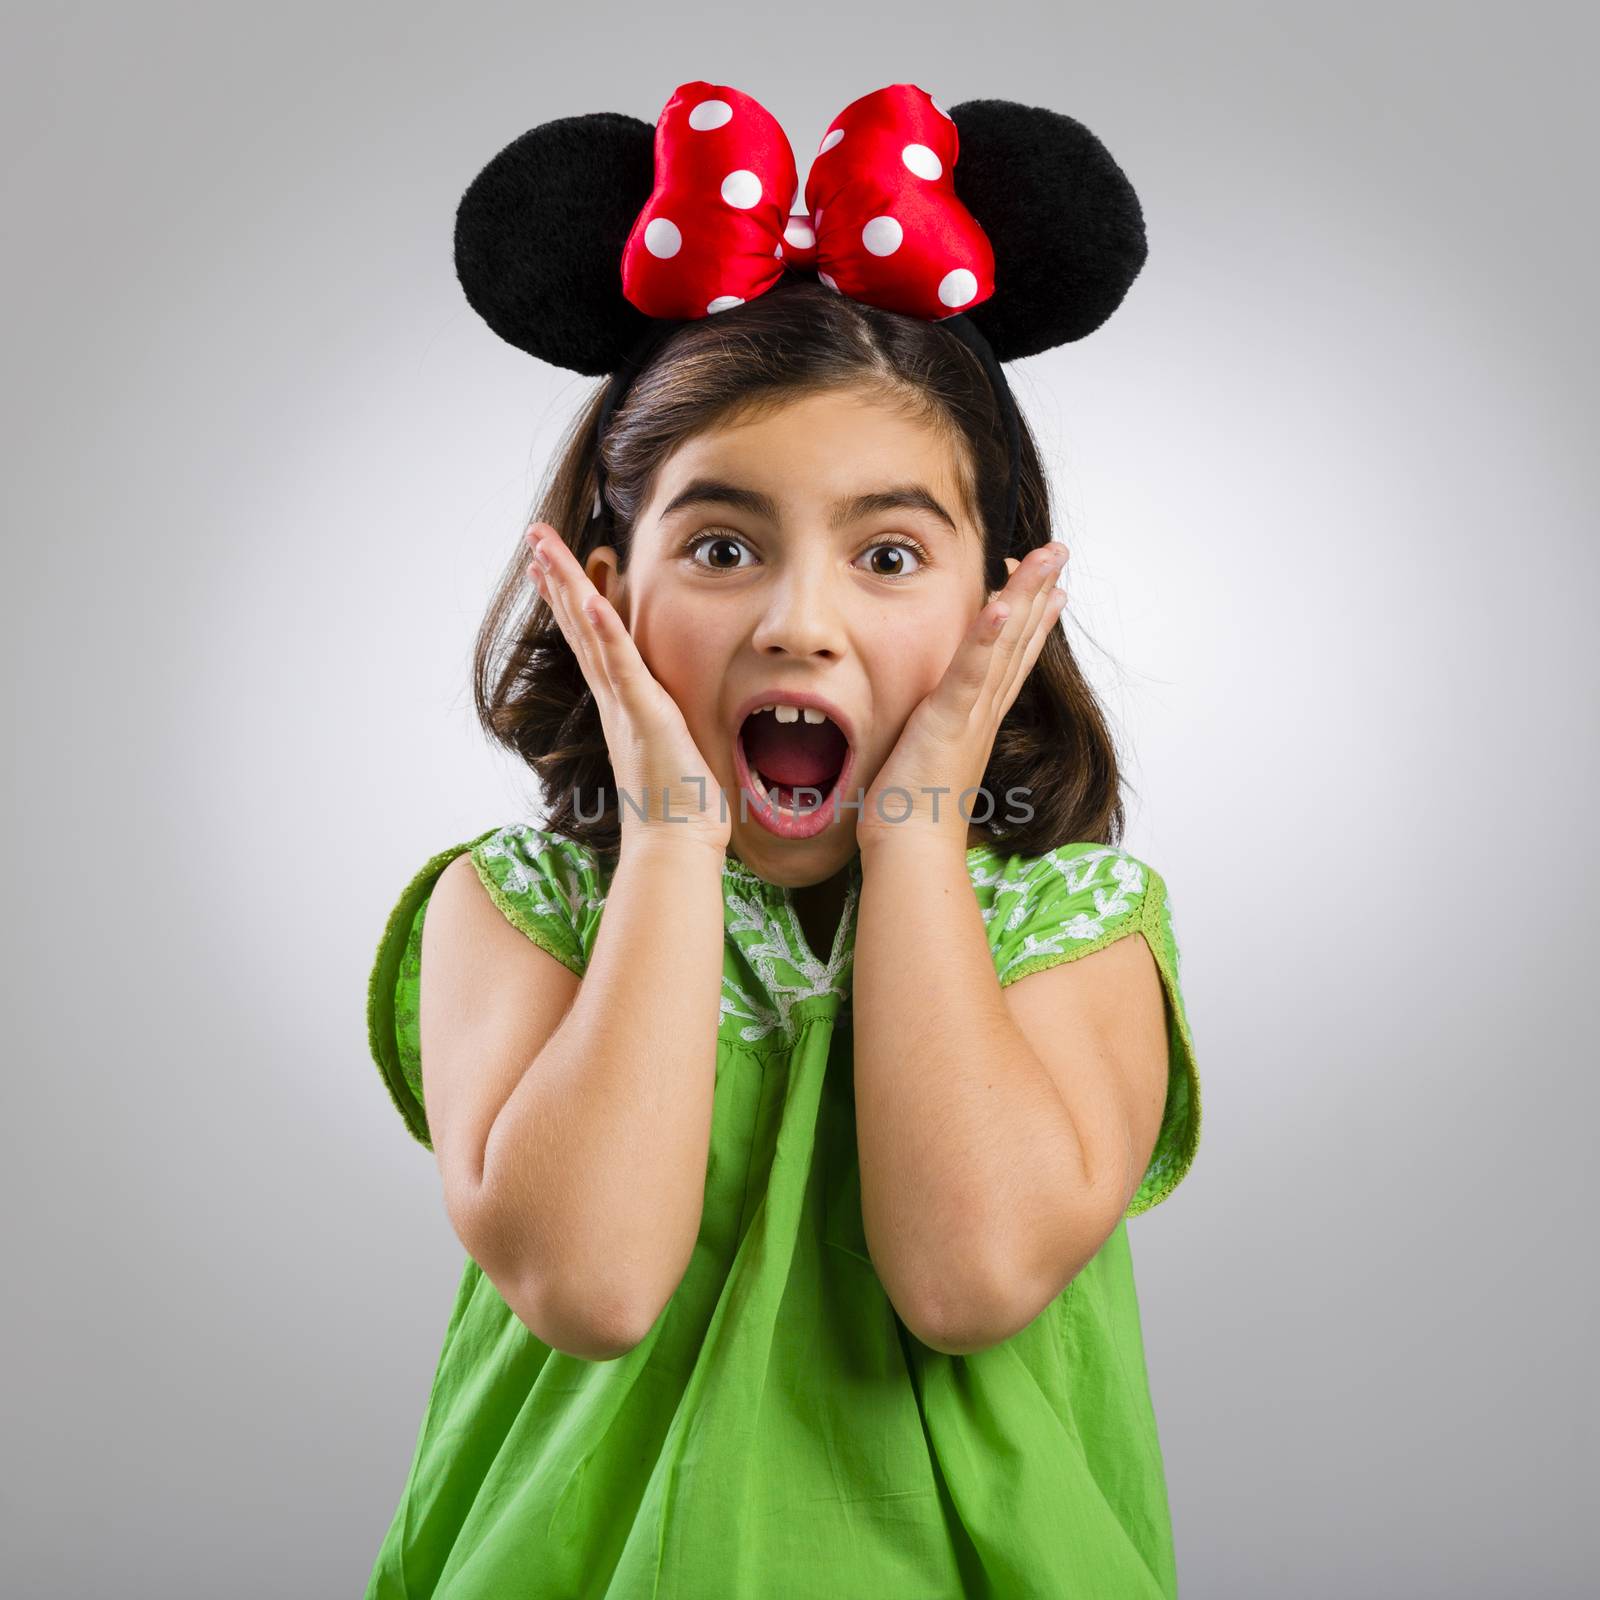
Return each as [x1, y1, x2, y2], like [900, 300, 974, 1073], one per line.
[657, 477, 962, 537]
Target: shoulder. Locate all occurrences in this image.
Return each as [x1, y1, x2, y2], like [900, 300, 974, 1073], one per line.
[366, 821, 604, 1150]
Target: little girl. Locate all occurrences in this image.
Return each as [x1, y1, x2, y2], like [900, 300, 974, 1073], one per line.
[366, 83, 1201, 1598]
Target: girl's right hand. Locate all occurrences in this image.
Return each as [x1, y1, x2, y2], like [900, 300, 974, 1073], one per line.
[524, 524, 732, 853]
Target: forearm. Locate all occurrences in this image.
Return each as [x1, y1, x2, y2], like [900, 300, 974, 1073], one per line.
[852, 836, 1102, 1330]
[481, 831, 725, 1330]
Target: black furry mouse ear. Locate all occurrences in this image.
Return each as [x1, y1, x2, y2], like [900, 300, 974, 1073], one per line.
[946, 98, 1148, 363]
[453, 111, 661, 376]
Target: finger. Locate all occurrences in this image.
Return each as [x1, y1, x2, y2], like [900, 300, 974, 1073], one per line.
[537, 535, 667, 724]
[533, 559, 638, 765]
[942, 544, 1057, 736]
[999, 581, 1065, 713]
[996, 549, 1068, 705]
[956, 542, 1064, 711]
[535, 536, 618, 705]
[534, 541, 596, 680]
[991, 543, 1066, 660]
[528, 557, 587, 656]
[577, 586, 668, 722]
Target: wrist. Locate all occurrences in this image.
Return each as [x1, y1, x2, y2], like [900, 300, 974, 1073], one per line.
[856, 818, 973, 871]
[619, 820, 731, 863]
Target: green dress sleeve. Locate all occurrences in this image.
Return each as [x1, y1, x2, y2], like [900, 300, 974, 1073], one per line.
[467, 822, 606, 980]
[987, 842, 1202, 1219]
[365, 822, 605, 1152]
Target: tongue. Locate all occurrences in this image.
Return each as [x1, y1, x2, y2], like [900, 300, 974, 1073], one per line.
[743, 714, 846, 788]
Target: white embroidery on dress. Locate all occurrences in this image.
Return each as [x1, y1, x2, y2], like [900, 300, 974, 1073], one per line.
[720, 877, 859, 1044]
[477, 825, 607, 943]
[968, 855, 1036, 930]
[992, 847, 1146, 982]
[719, 973, 786, 1044]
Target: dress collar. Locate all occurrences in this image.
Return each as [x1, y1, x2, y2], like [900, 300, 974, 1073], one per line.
[720, 847, 863, 905]
[714, 839, 1007, 1029]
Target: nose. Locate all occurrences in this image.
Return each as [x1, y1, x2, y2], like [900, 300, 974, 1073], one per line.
[748, 552, 848, 661]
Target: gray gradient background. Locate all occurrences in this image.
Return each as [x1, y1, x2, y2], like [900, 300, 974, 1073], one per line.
[4, 2, 1594, 1595]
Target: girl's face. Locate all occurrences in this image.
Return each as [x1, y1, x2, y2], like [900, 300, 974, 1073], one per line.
[583, 387, 1021, 886]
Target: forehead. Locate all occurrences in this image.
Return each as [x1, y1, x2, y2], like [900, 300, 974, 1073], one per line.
[645, 389, 977, 535]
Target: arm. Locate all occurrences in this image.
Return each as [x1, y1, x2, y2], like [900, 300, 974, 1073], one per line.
[851, 834, 1167, 1355]
[419, 832, 726, 1357]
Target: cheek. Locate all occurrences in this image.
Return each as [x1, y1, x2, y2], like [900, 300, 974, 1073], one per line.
[630, 597, 709, 691]
[624, 592, 736, 672]
[869, 597, 971, 697]
[628, 593, 737, 741]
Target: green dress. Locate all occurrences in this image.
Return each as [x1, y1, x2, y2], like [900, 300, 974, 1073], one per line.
[365, 821, 1202, 1598]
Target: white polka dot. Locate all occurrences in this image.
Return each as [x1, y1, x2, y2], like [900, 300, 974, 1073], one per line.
[707, 295, 746, 313]
[774, 241, 783, 257]
[818, 127, 844, 155]
[901, 143, 942, 181]
[784, 217, 816, 249]
[861, 216, 902, 256]
[721, 169, 763, 209]
[688, 99, 733, 131]
[931, 97, 952, 120]
[938, 268, 977, 307]
[644, 216, 682, 258]
[818, 271, 839, 292]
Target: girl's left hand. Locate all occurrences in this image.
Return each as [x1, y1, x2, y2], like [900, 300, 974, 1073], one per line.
[856, 541, 1068, 855]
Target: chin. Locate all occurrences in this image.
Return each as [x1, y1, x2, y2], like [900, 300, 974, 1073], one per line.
[730, 816, 858, 884]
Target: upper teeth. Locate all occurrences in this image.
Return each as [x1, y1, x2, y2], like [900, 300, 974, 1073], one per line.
[755, 703, 829, 724]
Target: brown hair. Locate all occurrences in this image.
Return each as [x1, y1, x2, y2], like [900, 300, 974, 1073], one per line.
[472, 278, 1130, 867]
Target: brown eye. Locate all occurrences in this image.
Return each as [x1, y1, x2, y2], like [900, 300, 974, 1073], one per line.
[685, 534, 755, 570]
[856, 539, 926, 579]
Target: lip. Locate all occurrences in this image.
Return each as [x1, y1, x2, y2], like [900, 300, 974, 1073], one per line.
[731, 688, 858, 842]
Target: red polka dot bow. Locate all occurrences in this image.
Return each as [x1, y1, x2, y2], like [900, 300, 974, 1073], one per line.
[620, 82, 996, 324]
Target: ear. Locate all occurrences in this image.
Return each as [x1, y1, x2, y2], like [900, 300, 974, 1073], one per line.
[585, 545, 627, 621]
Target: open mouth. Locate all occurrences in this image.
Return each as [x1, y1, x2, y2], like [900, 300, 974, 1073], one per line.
[735, 705, 851, 826]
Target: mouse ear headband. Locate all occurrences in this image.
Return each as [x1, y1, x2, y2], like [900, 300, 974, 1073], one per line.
[453, 81, 1147, 551]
